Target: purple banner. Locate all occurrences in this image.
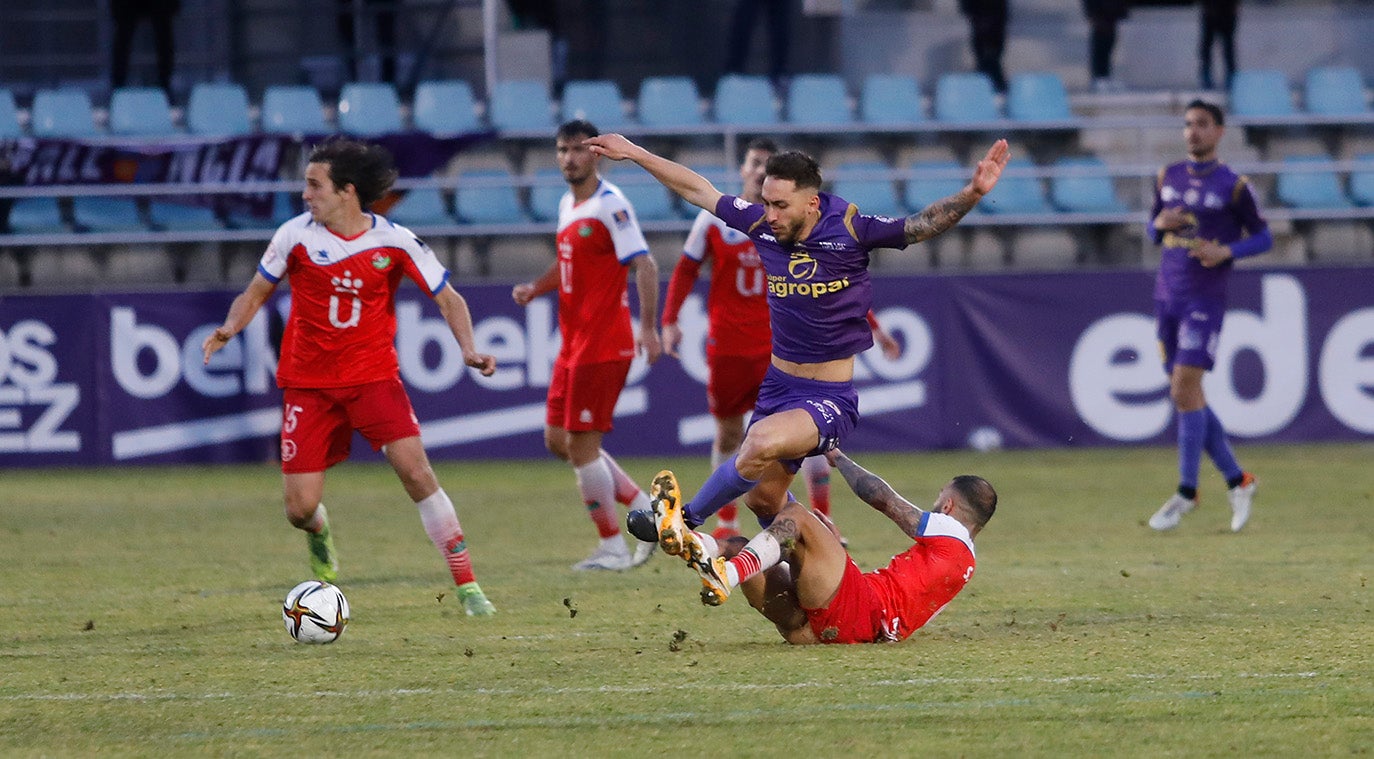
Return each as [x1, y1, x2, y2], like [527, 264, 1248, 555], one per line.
[1, 266, 1371, 467]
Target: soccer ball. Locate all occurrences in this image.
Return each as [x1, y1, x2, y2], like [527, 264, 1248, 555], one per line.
[282, 580, 349, 644]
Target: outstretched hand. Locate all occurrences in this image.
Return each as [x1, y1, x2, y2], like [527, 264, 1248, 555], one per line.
[583, 134, 639, 161]
[971, 139, 1011, 197]
[202, 326, 234, 365]
[465, 351, 497, 377]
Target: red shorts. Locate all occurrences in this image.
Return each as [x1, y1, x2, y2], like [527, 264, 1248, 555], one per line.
[804, 556, 887, 644]
[707, 352, 770, 419]
[280, 377, 421, 474]
[546, 356, 632, 433]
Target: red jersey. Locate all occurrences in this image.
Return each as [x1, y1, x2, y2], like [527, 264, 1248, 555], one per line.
[555, 179, 649, 364]
[663, 209, 771, 358]
[867, 511, 977, 642]
[259, 212, 451, 389]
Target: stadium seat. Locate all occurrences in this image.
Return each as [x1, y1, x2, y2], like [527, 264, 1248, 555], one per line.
[72, 197, 146, 232]
[109, 87, 176, 135]
[386, 188, 456, 227]
[260, 85, 328, 135]
[561, 79, 628, 129]
[187, 83, 252, 136]
[30, 88, 98, 137]
[528, 168, 566, 222]
[0, 89, 22, 138]
[1276, 155, 1352, 209]
[830, 162, 904, 218]
[1229, 70, 1295, 118]
[454, 169, 526, 224]
[412, 80, 482, 135]
[1006, 72, 1072, 122]
[786, 74, 853, 125]
[148, 200, 225, 231]
[1304, 66, 1369, 116]
[713, 74, 778, 125]
[1350, 154, 1374, 206]
[226, 192, 300, 229]
[859, 74, 923, 126]
[934, 73, 1000, 123]
[489, 79, 554, 132]
[337, 82, 404, 136]
[904, 159, 974, 214]
[637, 76, 704, 128]
[1049, 157, 1128, 213]
[614, 169, 679, 221]
[978, 157, 1050, 214]
[6, 198, 67, 234]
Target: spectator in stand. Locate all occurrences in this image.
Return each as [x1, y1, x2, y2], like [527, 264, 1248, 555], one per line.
[723, 0, 794, 87]
[959, 0, 1009, 94]
[111, 0, 180, 97]
[1082, 0, 1130, 92]
[1198, 0, 1240, 91]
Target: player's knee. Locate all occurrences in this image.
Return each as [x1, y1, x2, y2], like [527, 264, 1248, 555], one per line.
[283, 499, 315, 528]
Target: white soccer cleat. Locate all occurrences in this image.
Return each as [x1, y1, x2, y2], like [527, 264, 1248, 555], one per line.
[571, 541, 633, 571]
[629, 538, 657, 567]
[1227, 472, 1257, 533]
[1148, 493, 1197, 531]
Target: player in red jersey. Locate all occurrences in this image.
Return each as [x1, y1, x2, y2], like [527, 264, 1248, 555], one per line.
[202, 138, 498, 616]
[649, 449, 995, 644]
[658, 138, 902, 541]
[512, 120, 663, 571]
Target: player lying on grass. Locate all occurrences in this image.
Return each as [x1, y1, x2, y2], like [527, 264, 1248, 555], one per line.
[648, 449, 996, 644]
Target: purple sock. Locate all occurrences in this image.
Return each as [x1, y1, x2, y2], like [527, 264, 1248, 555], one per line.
[683, 454, 757, 527]
[1177, 408, 1206, 491]
[1203, 406, 1243, 482]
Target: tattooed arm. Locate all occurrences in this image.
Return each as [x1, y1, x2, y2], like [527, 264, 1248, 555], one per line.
[903, 139, 1010, 245]
[824, 450, 925, 540]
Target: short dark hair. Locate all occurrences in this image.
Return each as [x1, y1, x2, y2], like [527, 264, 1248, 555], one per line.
[557, 119, 599, 140]
[1185, 99, 1225, 127]
[765, 150, 822, 190]
[307, 138, 397, 209]
[744, 137, 779, 156]
[950, 474, 997, 529]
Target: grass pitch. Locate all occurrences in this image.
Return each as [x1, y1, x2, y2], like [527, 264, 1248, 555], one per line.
[2, 444, 1371, 756]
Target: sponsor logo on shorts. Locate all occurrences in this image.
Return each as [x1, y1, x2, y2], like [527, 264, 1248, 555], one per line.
[281, 439, 297, 462]
[579, 408, 593, 423]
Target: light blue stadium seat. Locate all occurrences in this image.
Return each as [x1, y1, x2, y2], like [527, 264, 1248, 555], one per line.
[1050, 157, 1127, 212]
[615, 169, 678, 221]
[1351, 154, 1374, 206]
[386, 188, 455, 227]
[489, 80, 554, 132]
[786, 74, 852, 125]
[1304, 66, 1368, 116]
[413, 80, 482, 135]
[337, 82, 403, 136]
[0, 89, 22, 138]
[226, 193, 300, 229]
[1276, 155, 1352, 209]
[72, 197, 145, 232]
[6, 198, 67, 234]
[713, 74, 777, 125]
[1229, 70, 1295, 117]
[455, 169, 526, 224]
[979, 157, 1050, 214]
[1006, 72, 1071, 122]
[934, 73, 1000, 123]
[260, 85, 328, 135]
[30, 88, 98, 137]
[561, 79, 628, 129]
[859, 74, 923, 125]
[904, 159, 975, 214]
[149, 199, 224, 231]
[187, 83, 252, 136]
[830, 162, 904, 218]
[109, 87, 176, 135]
[637, 76, 703, 128]
[528, 168, 565, 222]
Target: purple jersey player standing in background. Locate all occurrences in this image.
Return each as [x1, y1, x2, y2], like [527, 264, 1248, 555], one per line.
[1147, 99, 1271, 534]
[583, 132, 1008, 573]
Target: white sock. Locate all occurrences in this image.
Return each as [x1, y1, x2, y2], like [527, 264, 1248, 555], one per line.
[304, 503, 327, 533]
[575, 458, 620, 538]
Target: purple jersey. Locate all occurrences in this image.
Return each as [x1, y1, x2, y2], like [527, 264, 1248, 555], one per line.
[1150, 160, 1268, 304]
[713, 191, 907, 363]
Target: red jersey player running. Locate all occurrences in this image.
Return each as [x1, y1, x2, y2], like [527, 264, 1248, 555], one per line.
[650, 450, 995, 643]
[656, 138, 901, 542]
[512, 120, 663, 571]
[202, 138, 498, 616]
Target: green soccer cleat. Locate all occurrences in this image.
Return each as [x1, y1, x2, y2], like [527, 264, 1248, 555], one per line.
[307, 522, 338, 583]
[457, 582, 496, 617]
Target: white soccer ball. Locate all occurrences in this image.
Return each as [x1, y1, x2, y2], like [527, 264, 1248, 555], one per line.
[282, 580, 349, 644]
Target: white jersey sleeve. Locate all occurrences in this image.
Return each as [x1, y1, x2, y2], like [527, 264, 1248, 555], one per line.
[258, 213, 309, 283]
[918, 511, 976, 557]
[380, 216, 451, 295]
[598, 184, 650, 263]
[682, 209, 718, 263]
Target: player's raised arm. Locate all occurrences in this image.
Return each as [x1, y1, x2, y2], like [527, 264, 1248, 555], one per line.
[824, 449, 925, 540]
[202, 273, 276, 364]
[903, 139, 1010, 245]
[584, 134, 724, 213]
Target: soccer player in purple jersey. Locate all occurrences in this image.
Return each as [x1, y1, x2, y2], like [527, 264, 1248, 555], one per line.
[585, 133, 1009, 570]
[1146, 99, 1271, 533]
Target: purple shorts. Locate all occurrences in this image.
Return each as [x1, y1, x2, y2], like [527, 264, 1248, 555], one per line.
[1155, 298, 1226, 373]
[748, 365, 860, 473]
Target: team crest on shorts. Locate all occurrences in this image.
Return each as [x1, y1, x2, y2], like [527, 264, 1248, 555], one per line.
[281, 439, 297, 462]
